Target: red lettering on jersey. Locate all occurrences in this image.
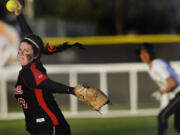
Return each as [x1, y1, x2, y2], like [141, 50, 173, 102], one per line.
[18, 98, 28, 109]
[14, 85, 23, 94]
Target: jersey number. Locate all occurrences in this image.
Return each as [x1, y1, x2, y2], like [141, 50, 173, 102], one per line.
[14, 85, 23, 94]
[18, 98, 28, 109]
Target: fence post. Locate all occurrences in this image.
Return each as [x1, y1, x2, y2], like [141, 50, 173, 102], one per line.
[100, 70, 108, 114]
[69, 71, 78, 115]
[0, 73, 8, 118]
[129, 70, 138, 113]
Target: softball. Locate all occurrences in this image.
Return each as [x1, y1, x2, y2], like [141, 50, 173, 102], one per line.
[6, 0, 19, 12]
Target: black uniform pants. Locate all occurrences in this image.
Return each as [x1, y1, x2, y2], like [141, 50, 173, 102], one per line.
[31, 124, 71, 135]
[157, 92, 180, 135]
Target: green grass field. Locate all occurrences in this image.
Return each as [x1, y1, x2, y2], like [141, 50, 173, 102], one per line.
[0, 116, 177, 135]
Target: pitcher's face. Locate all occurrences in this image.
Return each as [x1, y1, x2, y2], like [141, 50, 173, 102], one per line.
[18, 42, 36, 66]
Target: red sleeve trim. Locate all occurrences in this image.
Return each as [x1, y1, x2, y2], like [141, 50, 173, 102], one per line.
[30, 63, 48, 86]
[35, 89, 59, 126]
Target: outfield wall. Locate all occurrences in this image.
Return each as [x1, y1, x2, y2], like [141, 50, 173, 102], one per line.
[40, 35, 180, 64]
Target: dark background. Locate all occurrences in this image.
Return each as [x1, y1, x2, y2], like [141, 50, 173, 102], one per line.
[1, 0, 180, 64]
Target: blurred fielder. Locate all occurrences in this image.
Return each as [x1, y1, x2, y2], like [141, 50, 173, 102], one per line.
[0, 20, 19, 67]
[136, 43, 180, 135]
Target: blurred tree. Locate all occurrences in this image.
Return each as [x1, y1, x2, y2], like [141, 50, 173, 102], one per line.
[123, 0, 180, 34]
[96, 0, 116, 35]
[34, 0, 104, 21]
[34, 0, 180, 35]
[115, 0, 124, 34]
[34, 0, 116, 35]
[0, 0, 8, 21]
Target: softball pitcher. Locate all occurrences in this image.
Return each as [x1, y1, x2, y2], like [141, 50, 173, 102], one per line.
[10, 1, 109, 134]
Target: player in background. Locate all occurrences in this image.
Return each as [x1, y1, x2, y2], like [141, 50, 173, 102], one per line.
[0, 20, 19, 67]
[11, 0, 85, 135]
[136, 43, 180, 135]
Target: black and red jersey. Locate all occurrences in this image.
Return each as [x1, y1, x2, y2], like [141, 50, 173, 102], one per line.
[14, 61, 73, 133]
[15, 13, 74, 134]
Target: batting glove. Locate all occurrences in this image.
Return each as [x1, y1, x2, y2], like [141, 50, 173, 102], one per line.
[152, 91, 161, 101]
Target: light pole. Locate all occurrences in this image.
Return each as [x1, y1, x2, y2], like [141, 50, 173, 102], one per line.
[24, 0, 34, 20]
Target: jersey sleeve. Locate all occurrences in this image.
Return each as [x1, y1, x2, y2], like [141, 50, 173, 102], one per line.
[16, 13, 33, 37]
[38, 79, 74, 94]
[154, 60, 171, 79]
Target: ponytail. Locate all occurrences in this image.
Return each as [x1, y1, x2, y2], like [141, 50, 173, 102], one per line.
[22, 34, 85, 58]
[42, 42, 86, 55]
